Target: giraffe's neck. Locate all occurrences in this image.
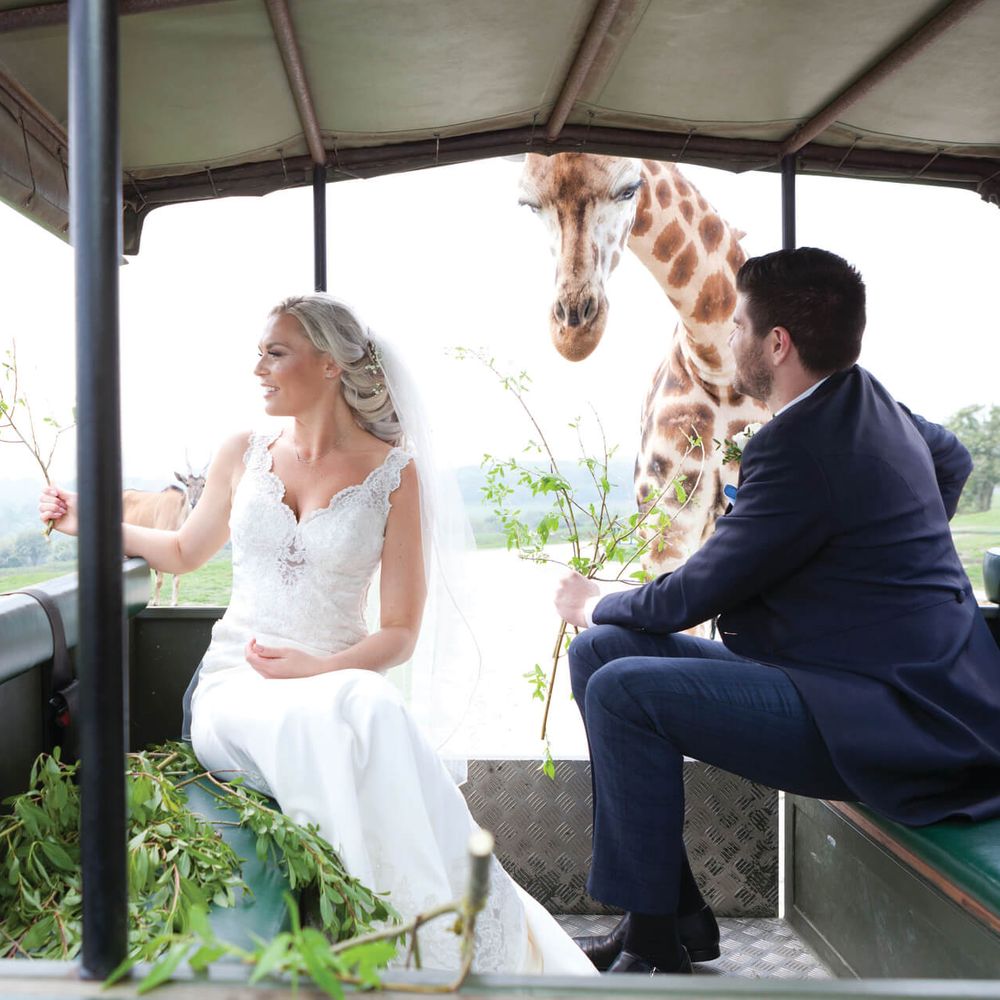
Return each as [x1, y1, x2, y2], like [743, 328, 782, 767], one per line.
[627, 160, 746, 385]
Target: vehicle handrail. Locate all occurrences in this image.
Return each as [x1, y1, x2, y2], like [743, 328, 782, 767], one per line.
[0, 558, 150, 685]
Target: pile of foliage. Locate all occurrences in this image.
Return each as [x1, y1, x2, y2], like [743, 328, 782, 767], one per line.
[0, 743, 399, 993]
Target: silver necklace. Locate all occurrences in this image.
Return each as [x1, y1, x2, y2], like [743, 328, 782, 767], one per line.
[293, 439, 342, 465]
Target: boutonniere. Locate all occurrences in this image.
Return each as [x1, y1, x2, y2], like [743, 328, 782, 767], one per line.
[716, 422, 762, 465]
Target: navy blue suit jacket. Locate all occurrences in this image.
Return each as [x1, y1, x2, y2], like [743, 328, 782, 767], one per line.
[594, 365, 1000, 824]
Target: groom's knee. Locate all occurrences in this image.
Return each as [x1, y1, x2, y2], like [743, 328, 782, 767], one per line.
[568, 625, 628, 705]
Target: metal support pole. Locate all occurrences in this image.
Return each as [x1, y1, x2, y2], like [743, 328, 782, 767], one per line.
[313, 162, 326, 292]
[781, 154, 796, 250]
[69, 0, 127, 979]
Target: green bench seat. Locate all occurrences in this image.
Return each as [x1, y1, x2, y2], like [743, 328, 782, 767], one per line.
[180, 777, 291, 950]
[787, 797, 1000, 978]
[846, 804, 1000, 929]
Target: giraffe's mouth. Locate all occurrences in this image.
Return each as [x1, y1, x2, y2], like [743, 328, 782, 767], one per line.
[549, 296, 608, 362]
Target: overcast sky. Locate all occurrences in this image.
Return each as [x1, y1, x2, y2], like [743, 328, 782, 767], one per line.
[1, 156, 998, 490]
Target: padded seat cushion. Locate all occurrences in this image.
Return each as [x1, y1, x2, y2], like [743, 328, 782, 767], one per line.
[854, 804, 1000, 920]
[180, 776, 291, 949]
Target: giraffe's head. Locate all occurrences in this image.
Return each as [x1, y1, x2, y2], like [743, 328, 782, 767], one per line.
[519, 153, 642, 362]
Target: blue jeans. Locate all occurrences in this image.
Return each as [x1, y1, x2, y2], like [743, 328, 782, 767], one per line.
[568, 625, 855, 914]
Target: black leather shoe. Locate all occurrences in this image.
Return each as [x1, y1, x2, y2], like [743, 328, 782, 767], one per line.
[678, 904, 721, 963]
[607, 947, 693, 975]
[575, 907, 720, 969]
[573, 915, 628, 971]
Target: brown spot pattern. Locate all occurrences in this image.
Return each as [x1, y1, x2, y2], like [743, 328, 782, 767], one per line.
[699, 214, 724, 253]
[695, 370, 722, 403]
[611, 250, 621, 270]
[728, 419, 750, 439]
[657, 402, 716, 450]
[697, 194, 708, 211]
[665, 343, 693, 392]
[672, 170, 691, 197]
[726, 236, 747, 274]
[712, 470, 724, 510]
[632, 180, 653, 237]
[652, 536, 685, 563]
[726, 386, 746, 406]
[680, 200, 694, 223]
[642, 158, 662, 175]
[692, 271, 737, 325]
[652, 220, 685, 262]
[655, 179, 672, 208]
[668, 242, 698, 287]
[646, 452, 674, 481]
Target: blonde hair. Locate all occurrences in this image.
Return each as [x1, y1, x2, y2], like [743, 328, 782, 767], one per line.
[269, 294, 402, 445]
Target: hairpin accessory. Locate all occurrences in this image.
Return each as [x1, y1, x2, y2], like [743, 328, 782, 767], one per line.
[364, 339, 385, 396]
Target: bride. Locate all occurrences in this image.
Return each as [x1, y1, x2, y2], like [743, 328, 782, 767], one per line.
[40, 294, 596, 976]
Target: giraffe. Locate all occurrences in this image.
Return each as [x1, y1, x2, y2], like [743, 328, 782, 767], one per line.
[518, 152, 769, 573]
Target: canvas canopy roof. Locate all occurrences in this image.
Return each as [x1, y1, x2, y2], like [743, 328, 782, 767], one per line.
[1, 0, 998, 253]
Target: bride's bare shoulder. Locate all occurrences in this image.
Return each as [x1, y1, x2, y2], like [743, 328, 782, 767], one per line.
[211, 430, 260, 474]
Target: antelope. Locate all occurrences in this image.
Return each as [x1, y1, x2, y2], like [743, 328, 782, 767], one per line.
[123, 468, 206, 606]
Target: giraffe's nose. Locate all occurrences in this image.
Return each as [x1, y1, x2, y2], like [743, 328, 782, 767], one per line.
[555, 293, 597, 329]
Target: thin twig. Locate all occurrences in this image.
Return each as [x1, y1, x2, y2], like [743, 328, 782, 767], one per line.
[539, 619, 568, 740]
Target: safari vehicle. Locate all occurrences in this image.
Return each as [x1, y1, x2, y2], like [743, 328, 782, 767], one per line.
[1, 0, 999, 996]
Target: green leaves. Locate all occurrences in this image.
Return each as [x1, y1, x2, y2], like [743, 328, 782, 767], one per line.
[539, 743, 556, 781]
[523, 664, 548, 702]
[0, 743, 400, 993]
[456, 348, 710, 768]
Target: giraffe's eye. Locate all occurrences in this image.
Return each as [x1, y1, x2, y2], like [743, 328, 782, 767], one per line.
[615, 182, 642, 202]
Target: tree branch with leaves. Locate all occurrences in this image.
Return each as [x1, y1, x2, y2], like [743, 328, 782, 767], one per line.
[0, 341, 75, 536]
[454, 348, 704, 777]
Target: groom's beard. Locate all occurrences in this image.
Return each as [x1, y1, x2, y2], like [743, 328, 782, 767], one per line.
[733, 339, 773, 402]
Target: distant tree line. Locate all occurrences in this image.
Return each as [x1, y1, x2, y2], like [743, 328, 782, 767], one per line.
[0, 530, 76, 569]
[947, 404, 1000, 513]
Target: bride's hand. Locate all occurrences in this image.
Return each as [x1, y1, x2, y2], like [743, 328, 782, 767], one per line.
[245, 637, 327, 679]
[39, 485, 79, 536]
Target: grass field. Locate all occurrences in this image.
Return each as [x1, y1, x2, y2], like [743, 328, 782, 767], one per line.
[950, 504, 1000, 593]
[0, 555, 234, 606]
[3, 507, 997, 604]
[0, 560, 78, 592]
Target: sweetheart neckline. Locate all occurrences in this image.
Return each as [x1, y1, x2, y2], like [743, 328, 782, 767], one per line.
[257, 432, 403, 528]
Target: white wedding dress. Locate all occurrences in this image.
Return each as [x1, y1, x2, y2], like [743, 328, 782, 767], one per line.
[190, 430, 596, 975]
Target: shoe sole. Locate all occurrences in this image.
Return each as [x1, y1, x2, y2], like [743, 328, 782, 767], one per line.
[687, 944, 721, 963]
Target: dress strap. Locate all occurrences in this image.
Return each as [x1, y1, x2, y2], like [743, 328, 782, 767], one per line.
[243, 428, 282, 472]
[371, 448, 413, 505]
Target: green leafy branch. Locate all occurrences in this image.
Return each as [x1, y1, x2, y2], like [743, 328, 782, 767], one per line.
[714, 421, 762, 466]
[109, 829, 495, 997]
[454, 349, 705, 772]
[0, 340, 75, 536]
[0, 744, 397, 988]
[1, 743, 498, 995]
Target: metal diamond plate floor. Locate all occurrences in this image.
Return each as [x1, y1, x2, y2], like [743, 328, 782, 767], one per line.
[555, 915, 832, 979]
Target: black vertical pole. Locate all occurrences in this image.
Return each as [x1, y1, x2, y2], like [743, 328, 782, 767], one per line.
[781, 154, 796, 250]
[69, 0, 127, 979]
[313, 162, 327, 292]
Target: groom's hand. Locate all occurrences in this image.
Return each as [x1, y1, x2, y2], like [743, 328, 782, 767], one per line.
[555, 571, 599, 629]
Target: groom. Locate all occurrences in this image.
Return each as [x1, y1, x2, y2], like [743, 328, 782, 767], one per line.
[555, 247, 1000, 974]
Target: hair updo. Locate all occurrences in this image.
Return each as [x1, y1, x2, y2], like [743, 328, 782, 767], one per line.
[269, 294, 403, 445]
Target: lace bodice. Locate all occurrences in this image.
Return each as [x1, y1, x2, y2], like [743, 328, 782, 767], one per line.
[200, 430, 412, 674]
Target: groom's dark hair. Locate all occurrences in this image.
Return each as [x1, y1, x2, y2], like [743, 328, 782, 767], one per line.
[736, 248, 866, 376]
